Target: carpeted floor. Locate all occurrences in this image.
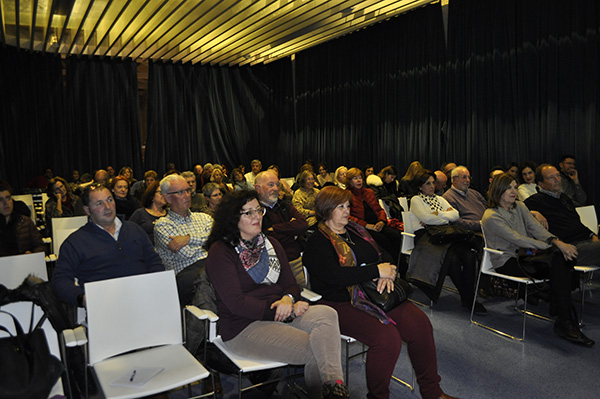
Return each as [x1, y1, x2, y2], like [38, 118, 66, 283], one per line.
[167, 273, 600, 399]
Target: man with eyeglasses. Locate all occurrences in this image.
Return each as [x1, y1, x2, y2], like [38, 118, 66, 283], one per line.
[525, 164, 599, 266]
[51, 184, 164, 307]
[155, 174, 213, 306]
[255, 170, 308, 287]
[180, 171, 208, 212]
[558, 154, 586, 207]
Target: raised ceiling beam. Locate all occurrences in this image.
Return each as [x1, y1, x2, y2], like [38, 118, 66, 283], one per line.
[91, 0, 132, 57]
[102, 0, 153, 57]
[66, 0, 94, 56]
[79, 0, 113, 56]
[117, 0, 169, 59]
[55, 0, 75, 53]
[15, 0, 19, 48]
[29, 0, 38, 50]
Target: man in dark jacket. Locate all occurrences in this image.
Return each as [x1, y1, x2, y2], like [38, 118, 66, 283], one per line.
[0, 181, 45, 257]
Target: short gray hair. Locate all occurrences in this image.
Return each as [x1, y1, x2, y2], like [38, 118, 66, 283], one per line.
[160, 174, 185, 195]
[181, 171, 195, 179]
[451, 166, 468, 178]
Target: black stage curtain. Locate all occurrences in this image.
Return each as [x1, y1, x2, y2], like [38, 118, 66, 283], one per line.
[145, 60, 293, 176]
[0, 46, 65, 189]
[0, 46, 142, 191]
[293, 3, 447, 174]
[447, 0, 600, 203]
[64, 56, 143, 179]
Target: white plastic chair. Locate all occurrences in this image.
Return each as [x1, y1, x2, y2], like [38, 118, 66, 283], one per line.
[12, 194, 36, 223]
[51, 216, 88, 256]
[378, 199, 392, 219]
[471, 224, 550, 341]
[398, 197, 409, 213]
[400, 211, 416, 256]
[573, 206, 600, 326]
[84, 270, 211, 399]
[0, 252, 65, 398]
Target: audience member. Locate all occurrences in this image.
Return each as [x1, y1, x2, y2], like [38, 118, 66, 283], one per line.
[211, 167, 232, 193]
[364, 164, 375, 177]
[409, 170, 484, 314]
[45, 176, 85, 231]
[516, 161, 538, 201]
[268, 165, 293, 200]
[200, 182, 223, 218]
[482, 173, 593, 347]
[192, 163, 203, 192]
[110, 176, 141, 220]
[118, 166, 137, 185]
[316, 162, 334, 187]
[198, 163, 214, 189]
[181, 171, 208, 212]
[505, 162, 519, 178]
[525, 164, 600, 265]
[132, 170, 158, 201]
[231, 168, 253, 191]
[154, 175, 213, 306]
[106, 165, 116, 180]
[0, 181, 45, 257]
[51, 184, 163, 306]
[79, 169, 109, 191]
[558, 154, 586, 206]
[292, 170, 319, 228]
[442, 166, 486, 232]
[255, 170, 308, 287]
[434, 170, 447, 195]
[333, 166, 348, 190]
[399, 161, 424, 197]
[129, 181, 167, 245]
[245, 159, 262, 186]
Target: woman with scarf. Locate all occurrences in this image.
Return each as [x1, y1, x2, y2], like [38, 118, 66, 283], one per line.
[345, 167, 402, 266]
[303, 186, 457, 399]
[409, 170, 484, 314]
[204, 190, 349, 399]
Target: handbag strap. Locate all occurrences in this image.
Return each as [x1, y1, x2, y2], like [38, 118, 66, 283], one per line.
[0, 310, 26, 337]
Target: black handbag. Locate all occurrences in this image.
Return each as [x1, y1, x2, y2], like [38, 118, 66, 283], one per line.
[426, 224, 473, 245]
[0, 310, 64, 399]
[358, 276, 412, 312]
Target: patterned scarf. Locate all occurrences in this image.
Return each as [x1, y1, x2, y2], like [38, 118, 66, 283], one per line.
[318, 221, 396, 324]
[418, 191, 444, 212]
[234, 233, 281, 285]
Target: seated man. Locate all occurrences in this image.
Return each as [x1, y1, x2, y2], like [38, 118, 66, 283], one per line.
[525, 164, 599, 265]
[245, 159, 262, 186]
[255, 170, 308, 287]
[0, 181, 45, 257]
[154, 175, 213, 305]
[442, 166, 486, 232]
[51, 184, 163, 306]
[434, 170, 447, 196]
[558, 154, 586, 207]
[181, 171, 208, 212]
[131, 170, 158, 201]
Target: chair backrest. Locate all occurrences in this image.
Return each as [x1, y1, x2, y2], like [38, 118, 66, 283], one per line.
[0, 252, 47, 287]
[12, 194, 35, 223]
[85, 270, 182, 365]
[378, 199, 391, 219]
[398, 197, 409, 213]
[51, 216, 88, 255]
[401, 211, 415, 255]
[576, 205, 598, 234]
[479, 224, 495, 273]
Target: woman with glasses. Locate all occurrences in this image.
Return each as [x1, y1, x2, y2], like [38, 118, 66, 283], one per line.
[205, 190, 349, 399]
[45, 176, 85, 231]
[129, 181, 167, 245]
[200, 182, 223, 218]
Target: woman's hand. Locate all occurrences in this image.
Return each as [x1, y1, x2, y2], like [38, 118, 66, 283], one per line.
[374, 221, 385, 232]
[365, 223, 376, 231]
[55, 192, 62, 203]
[553, 239, 578, 261]
[376, 278, 395, 294]
[293, 301, 309, 317]
[377, 262, 397, 280]
[270, 295, 294, 321]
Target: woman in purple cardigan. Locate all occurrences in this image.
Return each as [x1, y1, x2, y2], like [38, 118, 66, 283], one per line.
[204, 190, 348, 399]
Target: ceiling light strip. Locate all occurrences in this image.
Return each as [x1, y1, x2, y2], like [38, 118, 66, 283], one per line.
[103, 0, 153, 58]
[55, 0, 76, 53]
[91, 0, 133, 57]
[67, 0, 94, 56]
[29, 0, 38, 50]
[117, 0, 170, 58]
[42, 0, 59, 52]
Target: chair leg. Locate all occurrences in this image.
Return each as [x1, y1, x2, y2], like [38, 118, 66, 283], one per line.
[579, 273, 586, 327]
[344, 339, 350, 386]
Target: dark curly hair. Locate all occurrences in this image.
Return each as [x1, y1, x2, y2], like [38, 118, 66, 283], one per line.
[204, 190, 260, 250]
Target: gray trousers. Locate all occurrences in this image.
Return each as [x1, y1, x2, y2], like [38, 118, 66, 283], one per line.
[574, 239, 600, 266]
[224, 304, 343, 398]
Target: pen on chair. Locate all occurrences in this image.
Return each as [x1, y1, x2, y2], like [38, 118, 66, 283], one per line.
[130, 370, 136, 382]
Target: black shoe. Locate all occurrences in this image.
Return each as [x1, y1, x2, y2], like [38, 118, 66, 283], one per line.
[553, 321, 595, 347]
[463, 301, 487, 315]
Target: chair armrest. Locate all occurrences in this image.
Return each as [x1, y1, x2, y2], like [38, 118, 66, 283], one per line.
[62, 325, 87, 347]
[186, 306, 219, 322]
[483, 247, 504, 255]
[301, 288, 322, 302]
[401, 232, 416, 237]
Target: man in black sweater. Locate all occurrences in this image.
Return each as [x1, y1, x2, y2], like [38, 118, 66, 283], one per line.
[524, 164, 599, 265]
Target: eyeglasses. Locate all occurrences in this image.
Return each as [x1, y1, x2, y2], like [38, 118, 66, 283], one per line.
[166, 188, 193, 196]
[240, 206, 266, 218]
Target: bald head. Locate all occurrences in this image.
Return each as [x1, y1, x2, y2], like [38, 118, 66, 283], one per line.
[255, 171, 279, 205]
[434, 170, 447, 193]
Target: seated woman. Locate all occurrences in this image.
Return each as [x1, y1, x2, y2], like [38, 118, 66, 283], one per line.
[200, 182, 223, 218]
[367, 166, 403, 220]
[205, 190, 349, 398]
[517, 161, 538, 201]
[210, 167, 232, 194]
[482, 173, 594, 347]
[399, 161, 424, 198]
[292, 170, 319, 228]
[345, 167, 402, 264]
[303, 186, 457, 399]
[45, 176, 85, 231]
[317, 162, 334, 187]
[129, 182, 167, 245]
[118, 166, 137, 185]
[333, 166, 348, 190]
[409, 170, 484, 313]
[110, 176, 141, 220]
[231, 168, 253, 191]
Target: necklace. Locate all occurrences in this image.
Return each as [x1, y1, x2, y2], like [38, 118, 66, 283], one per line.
[338, 231, 355, 246]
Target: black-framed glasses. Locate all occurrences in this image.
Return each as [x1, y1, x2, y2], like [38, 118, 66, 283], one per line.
[240, 206, 266, 218]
